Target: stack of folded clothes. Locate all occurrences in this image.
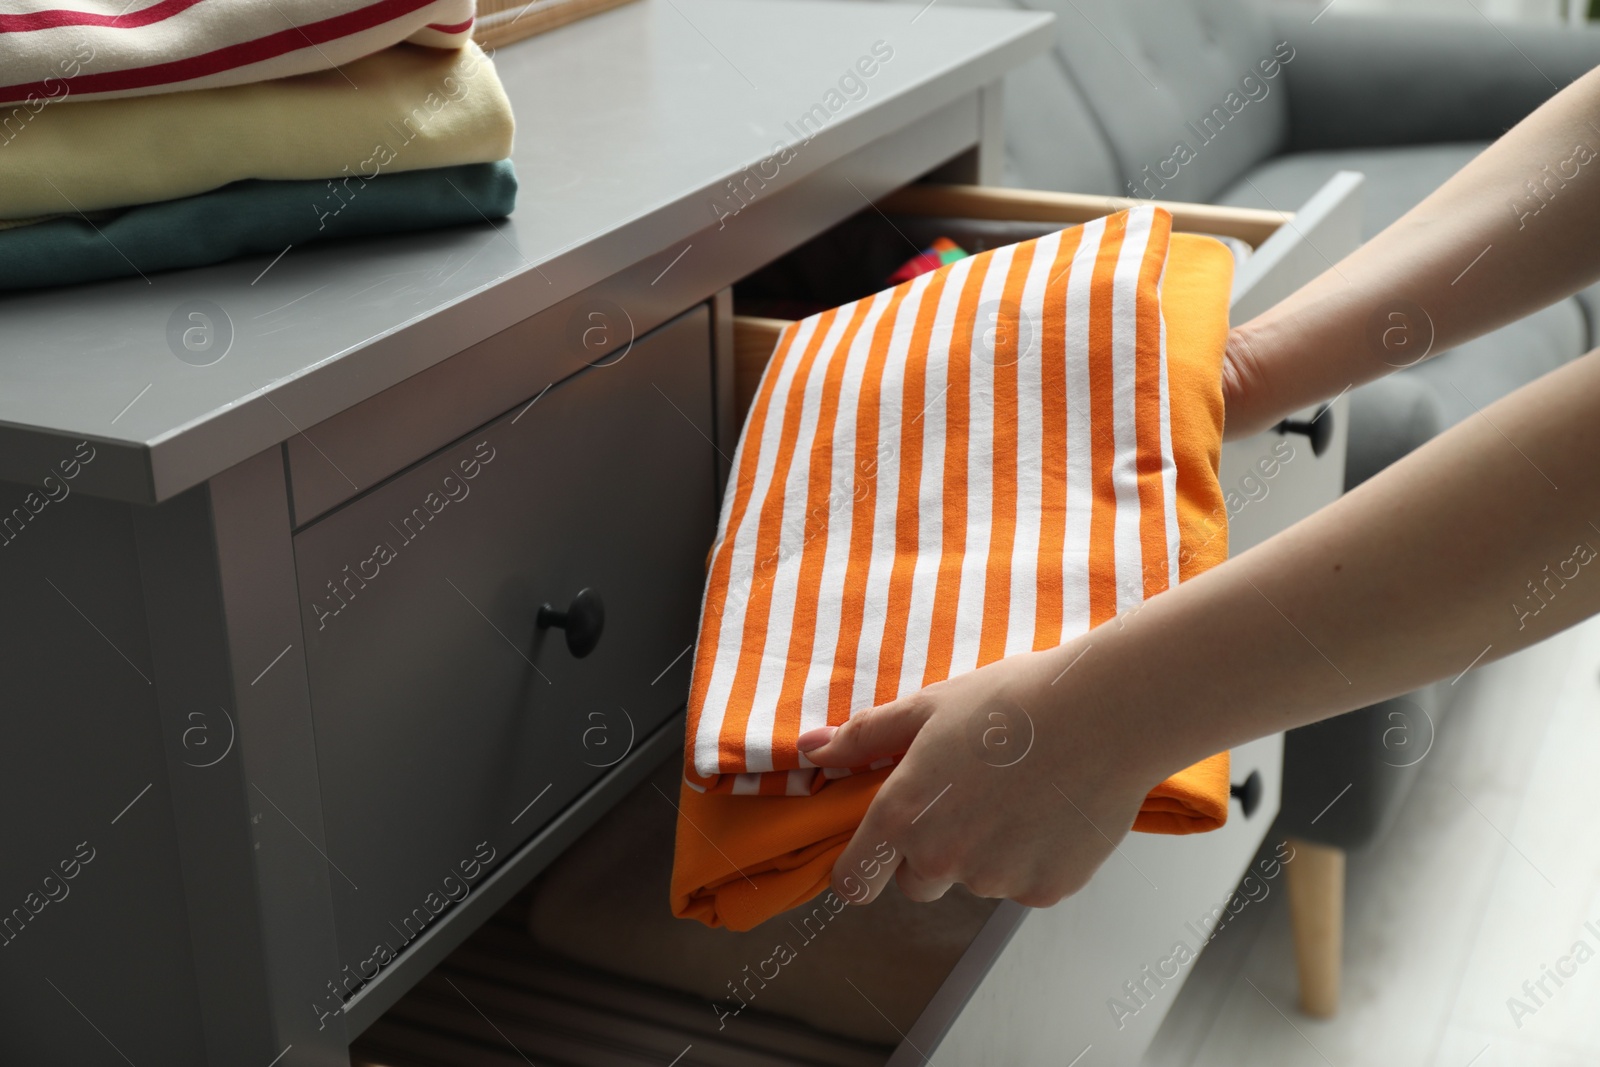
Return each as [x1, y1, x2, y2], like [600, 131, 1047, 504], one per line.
[0, 0, 516, 290]
[673, 207, 1237, 931]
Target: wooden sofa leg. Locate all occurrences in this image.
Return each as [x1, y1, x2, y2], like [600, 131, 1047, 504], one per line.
[1285, 837, 1344, 1018]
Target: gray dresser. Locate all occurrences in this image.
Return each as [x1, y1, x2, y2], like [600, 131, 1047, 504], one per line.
[0, 3, 1051, 1064]
[0, 1, 1362, 1063]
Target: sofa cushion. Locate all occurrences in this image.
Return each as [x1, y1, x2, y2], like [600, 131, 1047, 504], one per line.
[1024, 0, 1290, 204]
[996, 37, 1123, 195]
[886, 0, 1124, 195]
[1343, 376, 1442, 492]
[1216, 141, 1590, 429]
[1271, 10, 1600, 153]
[1213, 141, 1485, 237]
[1404, 300, 1588, 428]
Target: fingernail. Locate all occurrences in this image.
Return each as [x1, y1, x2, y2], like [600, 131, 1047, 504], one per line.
[797, 726, 837, 753]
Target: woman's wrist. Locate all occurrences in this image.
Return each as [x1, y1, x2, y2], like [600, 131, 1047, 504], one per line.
[1224, 283, 1382, 440]
[1220, 321, 1279, 440]
[1024, 564, 1292, 793]
[1022, 627, 1200, 798]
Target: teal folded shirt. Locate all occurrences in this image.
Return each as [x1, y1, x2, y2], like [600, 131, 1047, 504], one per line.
[0, 160, 517, 290]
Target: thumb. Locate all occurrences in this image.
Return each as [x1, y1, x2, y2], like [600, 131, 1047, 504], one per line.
[797, 695, 934, 768]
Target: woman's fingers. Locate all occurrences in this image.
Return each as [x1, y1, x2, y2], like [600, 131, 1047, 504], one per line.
[814, 694, 944, 905]
[797, 693, 936, 767]
[895, 861, 955, 903]
[830, 806, 904, 906]
[829, 737, 963, 906]
[819, 644, 1154, 913]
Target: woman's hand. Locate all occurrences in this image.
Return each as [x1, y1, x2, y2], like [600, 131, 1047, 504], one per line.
[797, 642, 1163, 908]
[803, 64, 1600, 914]
[1219, 323, 1288, 441]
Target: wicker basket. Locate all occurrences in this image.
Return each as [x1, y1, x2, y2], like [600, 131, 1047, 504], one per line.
[473, 0, 642, 48]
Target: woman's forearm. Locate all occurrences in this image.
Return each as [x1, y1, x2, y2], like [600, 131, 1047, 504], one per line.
[1225, 65, 1600, 438]
[1067, 343, 1600, 783]
[803, 354, 1600, 906]
[805, 60, 1600, 908]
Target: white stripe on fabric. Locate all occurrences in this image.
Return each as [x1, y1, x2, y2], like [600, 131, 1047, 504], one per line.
[798, 292, 892, 740]
[742, 306, 856, 773]
[693, 315, 819, 776]
[1007, 230, 1060, 655]
[1108, 209, 1153, 614]
[1155, 253, 1182, 589]
[1061, 219, 1103, 639]
[897, 253, 976, 694]
[949, 244, 1014, 675]
[850, 273, 931, 718]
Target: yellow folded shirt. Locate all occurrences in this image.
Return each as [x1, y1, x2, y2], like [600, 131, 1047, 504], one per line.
[0, 42, 513, 221]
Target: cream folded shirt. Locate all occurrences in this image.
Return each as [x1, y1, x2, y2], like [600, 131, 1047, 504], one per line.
[0, 41, 514, 220]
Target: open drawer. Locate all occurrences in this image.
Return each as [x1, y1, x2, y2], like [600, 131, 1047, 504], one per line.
[719, 179, 1359, 1065]
[731, 177, 1361, 558]
[351, 175, 1364, 1067]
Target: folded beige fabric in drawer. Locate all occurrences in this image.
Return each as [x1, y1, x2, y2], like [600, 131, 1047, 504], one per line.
[526, 755, 998, 1047]
[0, 41, 512, 220]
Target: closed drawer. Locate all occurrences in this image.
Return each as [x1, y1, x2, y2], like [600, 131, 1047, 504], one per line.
[1218, 398, 1348, 557]
[293, 305, 719, 975]
[905, 733, 1284, 1066]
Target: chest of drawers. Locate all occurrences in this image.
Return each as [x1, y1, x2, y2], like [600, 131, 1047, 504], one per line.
[0, 3, 1360, 1063]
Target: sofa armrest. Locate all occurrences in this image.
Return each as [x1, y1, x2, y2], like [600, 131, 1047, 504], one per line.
[1271, 10, 1600, 152]
[1342, 375, 1443, 491]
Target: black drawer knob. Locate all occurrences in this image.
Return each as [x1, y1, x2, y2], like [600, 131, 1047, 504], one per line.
[1273, 403, 1334, 457]
[537, 588, 605, 658]
[1230, 770, 1263, 819]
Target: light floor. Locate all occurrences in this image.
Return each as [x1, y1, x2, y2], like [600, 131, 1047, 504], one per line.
[1147, 612, 1600, 1067]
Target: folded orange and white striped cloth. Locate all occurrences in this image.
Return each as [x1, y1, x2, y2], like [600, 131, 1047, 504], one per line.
[673, 206, 1236, 930]
[0, 0, 475, 106]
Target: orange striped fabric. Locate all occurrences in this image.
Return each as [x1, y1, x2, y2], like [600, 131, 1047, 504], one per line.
[674, 207, 1235, 929]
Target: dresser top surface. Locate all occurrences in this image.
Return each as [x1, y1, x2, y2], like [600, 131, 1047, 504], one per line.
[0, 0, 1051, 502]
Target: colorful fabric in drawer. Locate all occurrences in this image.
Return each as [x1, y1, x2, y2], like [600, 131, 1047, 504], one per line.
[0, 0, 475, 106]
[0, 161, 517, 291]
[673, 207, 1236, 930]
[886, 235, 968, 286]
[0, 41, 512, 221]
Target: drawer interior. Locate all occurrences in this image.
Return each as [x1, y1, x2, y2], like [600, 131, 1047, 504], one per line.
[728, 183, 1289, 424]
[349, 735, 1284, 1067]
[351, 747, 998, 1067]
[733, 182, 1286, 324]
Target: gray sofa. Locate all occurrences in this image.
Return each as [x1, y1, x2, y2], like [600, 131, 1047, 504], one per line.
[989, 0, 1600, 427]
[942, 0, 1600, 1015]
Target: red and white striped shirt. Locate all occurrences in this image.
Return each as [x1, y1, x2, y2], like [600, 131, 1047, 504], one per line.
[0, 0, 475, 106]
